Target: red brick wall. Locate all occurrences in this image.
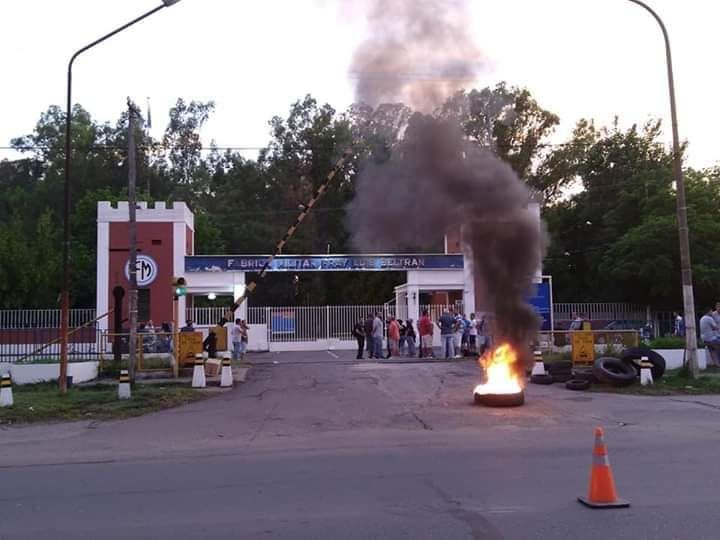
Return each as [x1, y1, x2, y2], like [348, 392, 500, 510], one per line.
[108, 222, 174, 325]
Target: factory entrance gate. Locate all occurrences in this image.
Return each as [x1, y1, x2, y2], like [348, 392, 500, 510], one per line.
[183, 253, 471, 352]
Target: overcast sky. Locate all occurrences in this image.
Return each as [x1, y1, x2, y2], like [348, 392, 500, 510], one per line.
[1, 0, 717, 169]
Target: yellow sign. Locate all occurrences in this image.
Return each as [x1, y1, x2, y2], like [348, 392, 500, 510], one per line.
[571, 331, 595, 364]
[178, 332, 203, 365]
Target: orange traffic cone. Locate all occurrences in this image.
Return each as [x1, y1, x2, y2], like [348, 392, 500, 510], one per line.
[578, 427, 630, 508]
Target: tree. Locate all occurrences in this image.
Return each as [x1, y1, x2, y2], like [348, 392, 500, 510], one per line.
[439, 82, 559, 180]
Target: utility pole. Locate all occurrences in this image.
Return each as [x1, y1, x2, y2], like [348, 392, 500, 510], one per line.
[127, 100, 139, 384]
[626, 0, 698, 377]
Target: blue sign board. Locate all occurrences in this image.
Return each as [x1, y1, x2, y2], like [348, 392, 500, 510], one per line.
[185, 254, 464, 273]
[528, 279, 553, 331]
[271, 311, 296, 335]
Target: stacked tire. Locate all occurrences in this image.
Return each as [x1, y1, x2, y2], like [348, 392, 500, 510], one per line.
[592, 357, 637, 387]
[566, 366, 595, 391]
[546, 361, 573, 383]
[620, 347, 666, 380]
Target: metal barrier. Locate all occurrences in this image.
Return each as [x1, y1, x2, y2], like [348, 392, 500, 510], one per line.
[1, 311, 110, 364]
[97, 331, 175, 373]
[538, 330, 639, 350]
[0, 308, 96, 329]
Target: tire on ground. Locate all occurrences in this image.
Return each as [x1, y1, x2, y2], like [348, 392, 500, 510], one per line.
[593, 356, 638, 387]
[547, 361, 573, 373]
[571, 367, 596, 383]
[530, 373, 554, 385]
[620, 347, 666, 379]
[565, 379, 591, 391]
[551, 371, 573, 383]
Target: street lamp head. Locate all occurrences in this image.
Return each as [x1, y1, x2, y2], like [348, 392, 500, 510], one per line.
[162, 0, 182, 6]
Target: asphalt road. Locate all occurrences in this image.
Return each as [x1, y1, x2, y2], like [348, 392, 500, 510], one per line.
[2, 350, 720, 539]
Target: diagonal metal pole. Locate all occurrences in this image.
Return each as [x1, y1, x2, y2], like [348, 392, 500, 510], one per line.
[626, 0, 698, 377]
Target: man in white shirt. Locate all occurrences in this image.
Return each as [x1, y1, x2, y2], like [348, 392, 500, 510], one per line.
[231, 318, 242, 361]
[700, 307, 720, 366]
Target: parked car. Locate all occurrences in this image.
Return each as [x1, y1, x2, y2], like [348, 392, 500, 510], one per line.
[603, 320, 645, 331]
[603, 320, 653, 340]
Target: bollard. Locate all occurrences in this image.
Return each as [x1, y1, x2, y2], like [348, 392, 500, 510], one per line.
[220, 357, 233, 388]
[192, 355, 206, 388]
[531, 350, 546, 376]
[639, 356, 654, 386]
[0, 373, 13, 407]
[118, 369, 131, 400]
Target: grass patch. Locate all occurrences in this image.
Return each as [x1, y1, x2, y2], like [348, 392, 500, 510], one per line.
[0, 381, 217, 425]
[592, 368, 720, 396]
[646, 336, 686, 349]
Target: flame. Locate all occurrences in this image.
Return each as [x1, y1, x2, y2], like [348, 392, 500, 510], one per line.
[473, 343, 523, 395]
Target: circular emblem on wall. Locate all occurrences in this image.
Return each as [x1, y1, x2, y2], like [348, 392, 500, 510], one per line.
[124, 255, 159, 287]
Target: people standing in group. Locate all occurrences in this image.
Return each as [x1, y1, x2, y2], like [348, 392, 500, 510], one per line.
[461, 313, 470, 356]
[569, 312, 583, 331]
[453, 311, 464, 358]
[438, 308, 456, 359]
[700, 307, 720, 366]
[405, 318, 417, 356]
[372, 312, 384, 360]
[181, 320, 195, 333]
[468, 313, 478, 355]
[239, 320, 249, 361]
[419, 309, 434, 358]
[231, 318, 243, 361]
[475, 313, 488, 356]
[364, 314, 375, 359]
[352, 317, 365, 360]
[398, 319, 408, 355]
[387, 316, 400, 358]
[673, 311, 685, 337]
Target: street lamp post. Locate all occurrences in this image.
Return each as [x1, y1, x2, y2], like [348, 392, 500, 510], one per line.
[626, 0, 698, 376]
[60, 0, 183, 393]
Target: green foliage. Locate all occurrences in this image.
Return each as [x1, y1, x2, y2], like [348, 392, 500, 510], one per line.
[0, 382, 213, 424]
[1, 86, 718, 312]
[647, 336, 686, 349]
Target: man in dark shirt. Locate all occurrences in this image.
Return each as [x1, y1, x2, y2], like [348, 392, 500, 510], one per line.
[438, 309, 457, 359]
[352, 317, 365, 360]
[363, 315, 375, 359]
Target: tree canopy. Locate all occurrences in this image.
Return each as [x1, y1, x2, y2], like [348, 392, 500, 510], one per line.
[1, 84, 718, 311]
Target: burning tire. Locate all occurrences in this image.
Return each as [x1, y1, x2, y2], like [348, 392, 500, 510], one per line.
[565, 379, 591, 391]
[474, 391, 525, 407]
[530, 373, 553, 385]
[593, 357, 638, 387]
[620, 347, 666, 379]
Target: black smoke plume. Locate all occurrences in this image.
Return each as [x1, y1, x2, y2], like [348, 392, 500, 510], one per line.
[346, 0, 547, 358]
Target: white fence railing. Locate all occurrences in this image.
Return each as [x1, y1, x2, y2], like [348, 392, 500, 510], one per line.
[185, 307, 229, 326]
[0, 309, 97, 329]
[553, 303, 646, 322]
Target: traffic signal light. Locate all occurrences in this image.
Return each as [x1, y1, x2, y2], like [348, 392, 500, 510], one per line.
[172, 277, 187, 298]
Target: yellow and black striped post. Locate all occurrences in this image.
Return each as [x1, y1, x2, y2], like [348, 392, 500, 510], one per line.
[220, 356, 233, 388]
[531, 350, 546, 376]
[118, 369, 131, 400]
[192, 354, 206, 388]
[0, 373, 13, 407]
